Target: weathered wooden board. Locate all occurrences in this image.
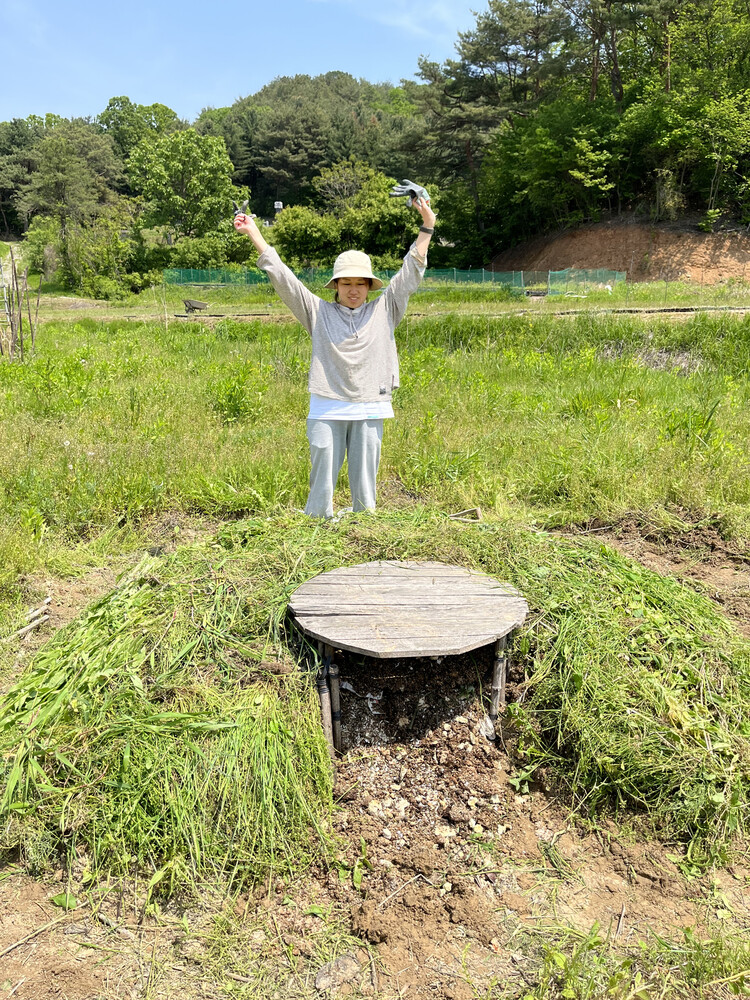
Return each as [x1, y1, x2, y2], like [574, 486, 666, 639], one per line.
[288, 560, 529, 658]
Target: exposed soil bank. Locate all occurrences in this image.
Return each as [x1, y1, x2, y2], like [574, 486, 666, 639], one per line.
[491, 218, 750, 284]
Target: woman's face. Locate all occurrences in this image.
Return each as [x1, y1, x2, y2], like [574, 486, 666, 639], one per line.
[336, 277, 370, 309]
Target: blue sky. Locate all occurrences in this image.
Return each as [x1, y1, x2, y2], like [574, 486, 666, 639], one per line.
[2, 0, 480, 123]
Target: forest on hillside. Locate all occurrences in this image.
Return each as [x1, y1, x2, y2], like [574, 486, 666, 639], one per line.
[1, 0, 749, 296]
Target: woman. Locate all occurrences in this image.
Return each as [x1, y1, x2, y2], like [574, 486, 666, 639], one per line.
[233, 188, 435, 518]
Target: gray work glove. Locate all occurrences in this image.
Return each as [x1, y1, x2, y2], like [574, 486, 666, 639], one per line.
[389, 179, 430, 208]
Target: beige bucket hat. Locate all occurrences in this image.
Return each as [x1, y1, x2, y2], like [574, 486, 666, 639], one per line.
[324, 250, 384, 290]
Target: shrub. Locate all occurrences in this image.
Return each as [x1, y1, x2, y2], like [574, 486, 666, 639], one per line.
[21, 216, 60, 275]
[80, 275, 129, 300]
[208, 362, 268, 423]
[271, 205, 343, 267]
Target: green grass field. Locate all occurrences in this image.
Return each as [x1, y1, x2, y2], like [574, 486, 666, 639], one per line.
[1, 310, 748, 553]
[1, 289, 749, 997]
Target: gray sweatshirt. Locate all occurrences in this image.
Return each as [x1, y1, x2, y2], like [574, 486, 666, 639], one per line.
[256, 244, 426, 402]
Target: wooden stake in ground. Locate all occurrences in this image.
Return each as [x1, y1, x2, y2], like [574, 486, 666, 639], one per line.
[0, 248, 40, 361]
[10, 247, 24, 360]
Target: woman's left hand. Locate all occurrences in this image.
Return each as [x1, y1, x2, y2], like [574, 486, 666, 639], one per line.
[414, 196, 436, 229]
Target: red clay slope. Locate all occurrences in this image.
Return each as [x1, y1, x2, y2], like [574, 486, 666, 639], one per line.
[490, 218, 750, 284]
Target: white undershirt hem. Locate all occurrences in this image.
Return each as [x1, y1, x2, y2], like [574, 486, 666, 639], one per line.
[307, 393, 394, 421]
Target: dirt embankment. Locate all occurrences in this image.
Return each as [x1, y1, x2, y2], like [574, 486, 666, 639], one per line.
[491, 217, 750, 284]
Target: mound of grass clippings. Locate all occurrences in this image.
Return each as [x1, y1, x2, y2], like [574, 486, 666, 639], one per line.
[0, 551, 333, 891]
[217, 512, 750, 857]
[497, 534, 750, 857]
[2, 510, 749, 890]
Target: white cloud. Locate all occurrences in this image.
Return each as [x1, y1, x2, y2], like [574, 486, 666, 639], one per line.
[307, 0, 475, 47]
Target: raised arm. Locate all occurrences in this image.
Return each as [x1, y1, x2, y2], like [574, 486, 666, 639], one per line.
[382, 194, 436, 326]
[234, 212, 320, 333]
[413, 195, 436, 257]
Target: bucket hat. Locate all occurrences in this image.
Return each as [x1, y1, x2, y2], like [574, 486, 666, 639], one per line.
[324, 250, 384, 290]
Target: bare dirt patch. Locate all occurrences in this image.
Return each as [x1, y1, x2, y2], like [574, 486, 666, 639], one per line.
[0, 872, 152, 1000]
[598, 341, 704, 374]
[491, 217, 750, 284]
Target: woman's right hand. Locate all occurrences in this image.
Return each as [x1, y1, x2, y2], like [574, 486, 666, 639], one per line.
[233, 213, 256, 235]
[234, 212, 270, 254]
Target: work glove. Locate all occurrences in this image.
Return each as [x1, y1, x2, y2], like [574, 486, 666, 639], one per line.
[389, 179, 430, 208]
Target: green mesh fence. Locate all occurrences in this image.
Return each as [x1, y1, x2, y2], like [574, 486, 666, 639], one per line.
[163, 269, 270, 285]
[548, 268, 627, 294]
[163, 266, 626, 292]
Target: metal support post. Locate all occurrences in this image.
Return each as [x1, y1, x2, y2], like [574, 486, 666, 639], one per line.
[490, 634, 508, 723]
[325, 643, 342, 753]
[316, 642, 334, 755]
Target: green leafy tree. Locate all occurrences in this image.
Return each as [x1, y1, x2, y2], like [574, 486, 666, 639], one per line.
[338, 170, 423, 263]
[24, 194, 142, 296]
[22, 215, 60, 274]
[128, 130, 236, 237]
[270, 206, 343, 267]
[98, 96, 181, 158]
[12, 120, 123, 281]
[312, 158, 381, 214]
[668, 0, 750, 92]
[60, 197, 139, 296]
[0, 116, 46, 235]
[253, 104, 335, 207]
[16, 120, 122, 227]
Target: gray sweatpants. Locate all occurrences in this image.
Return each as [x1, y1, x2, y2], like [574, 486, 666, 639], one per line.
[305, 419, 383, 518]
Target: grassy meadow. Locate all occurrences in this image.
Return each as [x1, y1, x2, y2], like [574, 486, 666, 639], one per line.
[1, 308, 749, 567]
[1, 287, 750, 996]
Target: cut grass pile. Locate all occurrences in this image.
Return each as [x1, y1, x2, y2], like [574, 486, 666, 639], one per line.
[0, 547, 333, 890]
[2, 511, 749, 888]
[508, 537, 750, 858]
